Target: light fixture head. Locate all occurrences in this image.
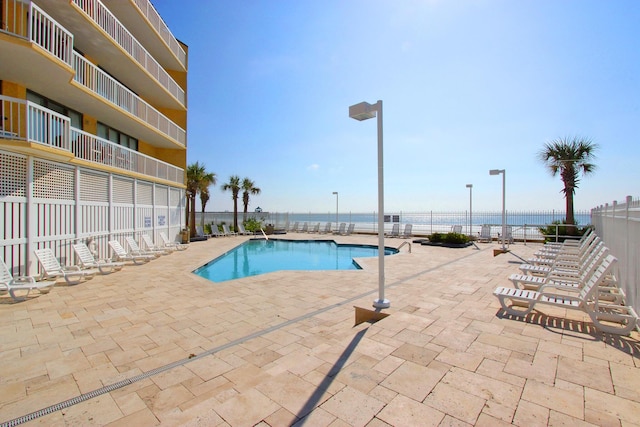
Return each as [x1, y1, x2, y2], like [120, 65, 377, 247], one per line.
[332, 191, 338, 195]
[489, 169, 504, 175]
[349, 102, 377, 121]
[466, 184, 473, 188]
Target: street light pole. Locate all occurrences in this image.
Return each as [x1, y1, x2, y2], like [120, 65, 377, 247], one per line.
[332, 192, 339, 231]
[489, 169, 506, 250]
[466, 184, 473, 236]
[349, 100, 389, 309]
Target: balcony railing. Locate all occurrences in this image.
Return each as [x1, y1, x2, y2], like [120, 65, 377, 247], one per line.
[1, 0, 73, 66]
[0, 95, 184, 185]
[74, 53, 186, 145]
[132, 0, 187, 69]
[72, 0, 186, 106]
[2, 1, 185, 146]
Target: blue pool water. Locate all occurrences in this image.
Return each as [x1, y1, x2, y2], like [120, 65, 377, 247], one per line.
[193, 239, 398, 283]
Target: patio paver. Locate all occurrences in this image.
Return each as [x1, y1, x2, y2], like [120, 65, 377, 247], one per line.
[0, 233, 638, 426]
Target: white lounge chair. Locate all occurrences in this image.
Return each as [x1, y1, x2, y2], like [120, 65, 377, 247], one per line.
[141, 234, 173, 254]
[333, 223, 346, 235]
[159, 232, 189, 251]
[320, 222, 332, 234]
[73, 243, 125, 274]
[289, 222, 299, 232]
[508, 245, 622, 304]
[519, 236, 602, 276]
[300, 222, 309, 233]
[195, 225, 211, 239]
[0, 257, 55, 301]
[478, 225, 492, 243]
[344, 223, 355, 236]
[108, 240, 154, 264]
[34, 248, 97, 285]
[400, 224, 412, 238]
[494, 255, 638, 335]
[451, 225, 462, 234]
[385, 223, 400, 238]
[237, 223, 252, 235]
[222, 224, 237, 236]
[125, 236, 164, 257]
[309, 223, 320, 233]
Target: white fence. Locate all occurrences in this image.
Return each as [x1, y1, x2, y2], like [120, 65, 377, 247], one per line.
[0, 150, 186, 276]
[197, 210, 592, 242]
[591, 196, 640, 315]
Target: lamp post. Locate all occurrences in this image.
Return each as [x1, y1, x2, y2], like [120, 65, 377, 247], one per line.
[489, 169, 506, 250]
[349, 100, 389, 309]
[466, 184, 473, 236]
[332, 192, 339, 231]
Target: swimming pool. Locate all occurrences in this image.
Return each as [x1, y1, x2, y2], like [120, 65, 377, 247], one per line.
[193, 239, 398, 283]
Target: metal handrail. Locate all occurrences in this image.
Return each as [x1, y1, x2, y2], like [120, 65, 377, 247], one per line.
[397, 241, 411, 253]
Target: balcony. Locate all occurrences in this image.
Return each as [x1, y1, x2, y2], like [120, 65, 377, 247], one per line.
[0, 2, 185, 148]
[0, 95, 184, 186]
[73, 53, 186, 147]
[104, 0, 187, 71]
[31, 0, 185, 110]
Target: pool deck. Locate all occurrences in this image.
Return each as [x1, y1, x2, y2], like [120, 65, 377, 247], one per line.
[1, 233, 639, 426]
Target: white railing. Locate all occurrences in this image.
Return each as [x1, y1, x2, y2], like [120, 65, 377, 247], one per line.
[591, 196, 640, 315]
[0, 95, 184, 185]
[1, 0, 73, 66]
[73, 53, 186, 146]
[71, 128, 184, 184]
[132, 0, 187, 69]
[72, 0, 186, 106]
[28, 102, 71, 149]
[29, 3, 74, 66]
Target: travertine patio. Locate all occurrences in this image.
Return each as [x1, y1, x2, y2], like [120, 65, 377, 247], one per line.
[1, 233, 638, 426]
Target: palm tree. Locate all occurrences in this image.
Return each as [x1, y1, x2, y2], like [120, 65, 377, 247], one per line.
[199, 186, 210, 229]
[241, 178, 261, 222]
[186, 162, 216, 237]
[538, 136, 597, 229]
[221, 175, 241, 231]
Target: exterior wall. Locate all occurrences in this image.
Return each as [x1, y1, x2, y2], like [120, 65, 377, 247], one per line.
[0, 0, 188, 274]
[591, 196, 640, 315]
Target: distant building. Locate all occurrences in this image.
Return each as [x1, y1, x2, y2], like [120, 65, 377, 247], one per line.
[0, 0, 188, 274]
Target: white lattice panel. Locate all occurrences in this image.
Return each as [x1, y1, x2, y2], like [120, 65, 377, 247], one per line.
[80, 170, 109, 202]
[33, 160, 74, 200]
[0, 151, 27, 198]
[170, 188, 182, 206]
[137, 182, 153, 206]
[155, 185, 168, 205]
[112, 177, 134, 204]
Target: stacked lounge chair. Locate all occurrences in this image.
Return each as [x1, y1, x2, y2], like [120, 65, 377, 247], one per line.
[493, 232, 639, 335]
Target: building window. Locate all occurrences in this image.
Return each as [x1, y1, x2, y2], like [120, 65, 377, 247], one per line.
[26, 91, 82, 128]
[97, 122, 138, 151]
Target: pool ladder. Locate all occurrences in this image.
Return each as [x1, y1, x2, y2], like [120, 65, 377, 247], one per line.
[397, 241, 411, 253]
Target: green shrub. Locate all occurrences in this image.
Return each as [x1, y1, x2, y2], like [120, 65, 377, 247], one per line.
[429, 232, 469, 244]
[444, 232, 469, 244]
[429, 233, 444, 243]
[244, 217, 263, 232]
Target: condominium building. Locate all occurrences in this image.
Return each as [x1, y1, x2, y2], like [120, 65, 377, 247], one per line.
[0, 0, 188, 275]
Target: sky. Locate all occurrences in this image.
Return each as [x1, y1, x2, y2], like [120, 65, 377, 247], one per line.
[152, 0, 639, 214]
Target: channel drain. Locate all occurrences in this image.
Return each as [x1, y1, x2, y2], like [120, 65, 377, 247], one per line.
[2, 249, 483, 426]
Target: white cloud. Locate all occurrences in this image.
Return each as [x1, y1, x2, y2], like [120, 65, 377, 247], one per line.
[307, 164, 320, 171]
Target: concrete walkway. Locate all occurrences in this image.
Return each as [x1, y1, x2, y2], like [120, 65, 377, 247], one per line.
[1, 234, 638, 426]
